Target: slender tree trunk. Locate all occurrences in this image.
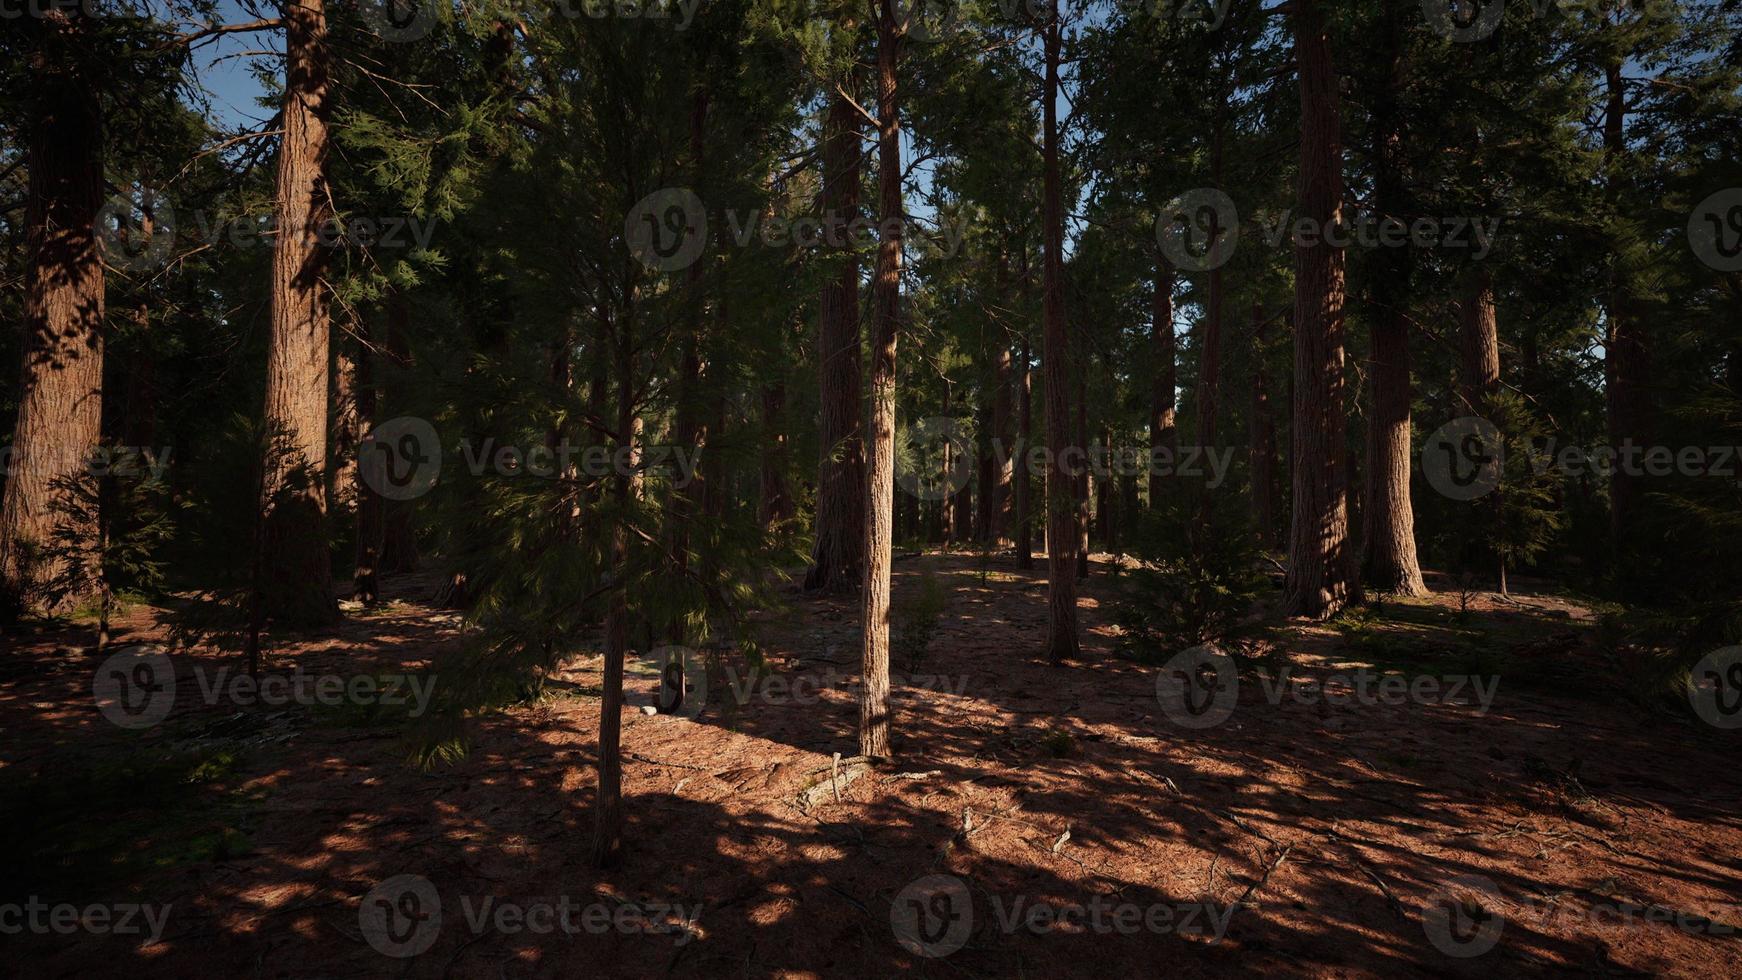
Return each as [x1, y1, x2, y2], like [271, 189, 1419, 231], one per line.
[592, 302, 641, 868]
[1283, 0, 1358, 620]
[990, 343, 1013, 544]
[1198, 131, 1225, 453]
[806, 85, 866, 593]
[859, 0, 901, 760]
[353, 317, 383, 596]
[258, 0, 336, 625]
[761, 379, 792, 524]
[330, 345, 358, 517]
[1360, 23, 1427, 597]
[1016, 336, 1034, 568]
[0, 34, 105, 605]
[1459, 267, 1500, 410]
[1149, 258, 1176, 509]
[1042, 0, 1079, 660]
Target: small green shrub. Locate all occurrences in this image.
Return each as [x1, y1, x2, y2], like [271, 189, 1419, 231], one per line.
[893, 570, 949, 673]
[1113, 492, 1268, 658]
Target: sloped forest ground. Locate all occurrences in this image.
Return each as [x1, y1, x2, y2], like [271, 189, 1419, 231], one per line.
[2, 553, 1739, 978]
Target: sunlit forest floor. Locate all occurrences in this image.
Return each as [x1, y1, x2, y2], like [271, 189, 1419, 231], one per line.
[3, 554, 1739, 977]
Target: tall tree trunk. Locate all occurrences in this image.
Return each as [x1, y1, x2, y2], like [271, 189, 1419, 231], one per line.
[1459, 267, 1500, 410]
[1041, 0, 1079, 660]
[0, 30, 105, 606]
[806, 85, 867, 593]
[1602, 59, 1650, 548]
[1015, 335, 1034, 568]
[1198, 131, 1225, 452]
[330, 344, 358, 517]
[1360, 19, 1427, 597]
[859, 0, 901, 760]
[669, 90, 709, 645]
[1249, 305, 1277, 548]
[258, 0, 336, 625]
[1149, 258, 1176, 509]
[1283, 0, 1357, 620]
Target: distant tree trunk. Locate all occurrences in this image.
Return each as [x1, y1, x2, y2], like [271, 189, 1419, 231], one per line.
[1249, 305, 1277, 548]
[1198, 132, 1225, 453]
[974, 393, 993, 544]
[1015, 336, 1034, 568]
[1459, 267, 1500, 410]
[1602, 60, 1650, 548]
[1283, 0, 1357, 620]
[378, 288, 419, 572]
[990, 342, 1013, 543]
[353, 317, 383, 597]
[806, 85, 866, 593]
[1149, 259, 1176, 509]
[1360, 23, 1427, 598]
[330, 345, 358, 517]
[258, 0, 336, 625]
[859, 0, 901, 760]
[1042, 0, 1079, 661]
[761, 380, 792, 524]
[0, 33, 105, 606]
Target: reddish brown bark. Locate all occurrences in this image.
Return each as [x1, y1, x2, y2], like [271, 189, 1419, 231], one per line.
[1283, 0, 1358, 619]
[859, 0, 901, 760]
[806, 86, 867, 593]
[258, 0, 336, 625]
[1459, 267, 1500, 411]
[0, 26, 105, 605]
[1248, 305, 1277, 548]
[1015, 335, 1034, 568]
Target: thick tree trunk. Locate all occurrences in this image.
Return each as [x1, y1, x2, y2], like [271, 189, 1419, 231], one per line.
[1283, 0, 1358, 620]
[1041, 0, 1079, 661]
[1360, 26, 1427, 597]
[859, 0, 901, 760]
[0, 41, 105, 606]
[1149, 259, 1176, 509]
[258, 0, 336, 625]
[806, 87, 866, 593]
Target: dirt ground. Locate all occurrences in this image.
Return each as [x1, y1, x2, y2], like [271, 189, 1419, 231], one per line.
[2, 552, 1739, 978]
